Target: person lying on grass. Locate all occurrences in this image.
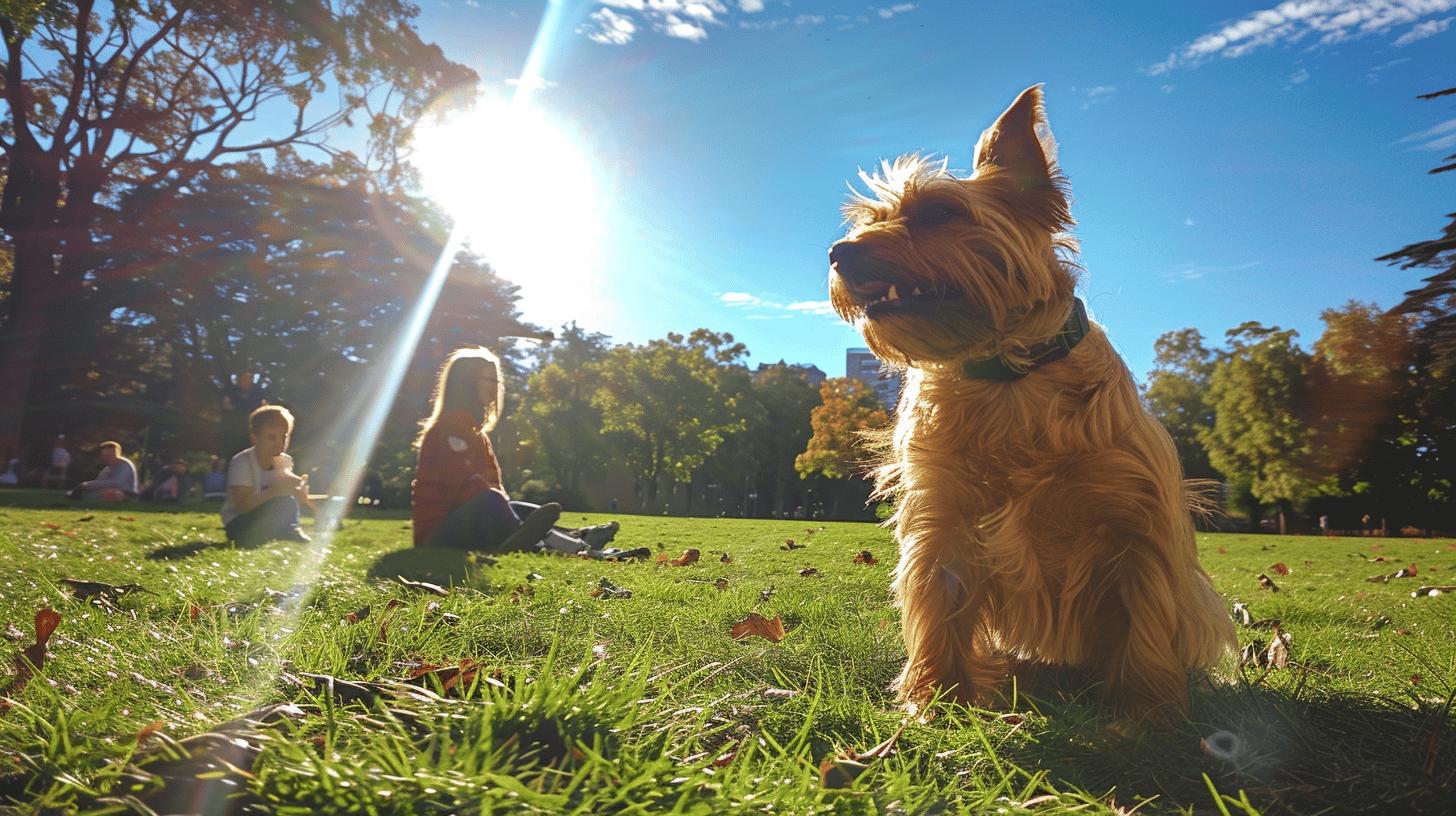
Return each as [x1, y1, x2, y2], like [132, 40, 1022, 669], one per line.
[67, 441, 138, 501]
[221, 405, 315, 547]
[410, 346, 635, 558]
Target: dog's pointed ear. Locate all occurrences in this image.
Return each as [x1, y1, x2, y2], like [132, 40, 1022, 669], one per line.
[973, 85, 1056, 189]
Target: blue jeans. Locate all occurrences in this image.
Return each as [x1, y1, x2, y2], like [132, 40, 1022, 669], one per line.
[225, 495, 301, 547]
[428, 491, 543, 552]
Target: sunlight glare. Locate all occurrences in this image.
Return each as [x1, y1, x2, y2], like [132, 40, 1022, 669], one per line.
[412, 94, 605, 321]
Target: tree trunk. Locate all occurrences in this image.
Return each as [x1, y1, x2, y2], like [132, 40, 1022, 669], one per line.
[0, 237, 63, 459]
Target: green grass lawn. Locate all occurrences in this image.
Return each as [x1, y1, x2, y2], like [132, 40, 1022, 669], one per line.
[0, 488, 1453, 815]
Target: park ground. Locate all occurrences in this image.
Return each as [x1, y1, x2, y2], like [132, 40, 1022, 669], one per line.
[0, 490, 1454, 815]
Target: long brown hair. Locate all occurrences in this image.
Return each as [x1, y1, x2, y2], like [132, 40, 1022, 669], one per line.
[414, 347, 504, 450]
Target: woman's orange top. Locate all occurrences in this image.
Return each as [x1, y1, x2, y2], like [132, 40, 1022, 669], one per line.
[410, 409, 504, 546]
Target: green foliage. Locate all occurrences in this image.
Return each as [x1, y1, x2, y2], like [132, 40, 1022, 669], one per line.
[1201, 323, 1318, 510]
[1145, 328, 1217, 479]
[593, 330, 748, 506]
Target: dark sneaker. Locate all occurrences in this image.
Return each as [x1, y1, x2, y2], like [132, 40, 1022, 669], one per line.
[281, 526, 312, 543]
[499, 502, 562, 552]
[569, 520, 621, 549]
[539, 530, 588, 555]
[587, 546, 651, 561]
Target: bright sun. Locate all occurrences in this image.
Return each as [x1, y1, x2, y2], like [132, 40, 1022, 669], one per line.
[411, 93, 604, 322]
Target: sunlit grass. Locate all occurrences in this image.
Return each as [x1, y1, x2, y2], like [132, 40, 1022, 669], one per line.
[0, 490, 1453, 814]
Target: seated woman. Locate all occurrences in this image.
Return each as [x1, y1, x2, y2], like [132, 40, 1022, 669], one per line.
[67, 441, 138, 501]
[140, 459, 191, 503]
[411, 347, 576, 553]
[410, 347, 637, 558]
[221, 405, 314, 546]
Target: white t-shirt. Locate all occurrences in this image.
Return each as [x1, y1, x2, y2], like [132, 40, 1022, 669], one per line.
[220, 448, 295, 525]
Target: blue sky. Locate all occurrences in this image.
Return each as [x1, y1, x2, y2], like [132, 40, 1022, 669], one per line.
[408, 0, 1454, 382]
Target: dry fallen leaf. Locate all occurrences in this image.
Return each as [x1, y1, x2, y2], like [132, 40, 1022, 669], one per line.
[137, 720, 166, 745]
[343, 605, 370, 624]
[1, 608, 61, 699]
[1411, 585, 1456, 598]
[798, 567, 819, 577]
[781, 539, 804, 551]
[670, 549, 700, 567]
[1232, 602, 1253, 626]
[1257, 574, 1280, 592]
[1266, 628, 1292, 670]
[720, 552, 731, 564]
[1367, 563, 1420, 583]
[730, 612, 786, 643]
[819, 720, 909, 789]
[1270, 562, 1290, 576]
[587, 577, 633, 599]
[852, 550, 878, 566]
[713, 577, 729, 591]
[396, 575, 448, 596]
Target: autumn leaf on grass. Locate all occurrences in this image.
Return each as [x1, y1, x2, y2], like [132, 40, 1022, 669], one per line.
[819, 720, 909, 789]
[1, 608, 61, 698]
[1257, 574, 1280, 592]
[588, 577, 633, 599]
[781, 539, 804, 550]
[798, 567, 819, 577]
[720, 552, 732, 564]
[61, 578, 151, 605]
[852, 550, 877, 566]
[396, 575, 448, 596]
[137, 720, 166, 746]
[1270, 562, 1290, 576]
[713, 577, 730, 591]
[730, 612, 786, 643]
[1231, 602, 1253, 626]
[1367, 563, 1419, 583]
[672, 549, 700, 566]
[1266, 628, 1292, 669]
[343, 605, 371, 624]
[407, 659, 502, 695]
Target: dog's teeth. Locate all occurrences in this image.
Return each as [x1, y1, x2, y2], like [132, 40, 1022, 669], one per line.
[887, 284, 899, 301]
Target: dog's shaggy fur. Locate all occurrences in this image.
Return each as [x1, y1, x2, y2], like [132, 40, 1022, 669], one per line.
[828, 86, 1234, 726]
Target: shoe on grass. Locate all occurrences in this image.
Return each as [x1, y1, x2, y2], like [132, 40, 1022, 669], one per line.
[539, 529, 588, 555]
[499, 502, 562, 552]
[586, 545, 651, 561]
[281, 526, 312, 543]
[569, 520, 621, 549]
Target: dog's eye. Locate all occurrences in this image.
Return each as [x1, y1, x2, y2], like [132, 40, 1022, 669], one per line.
[914, 204, 959, 226]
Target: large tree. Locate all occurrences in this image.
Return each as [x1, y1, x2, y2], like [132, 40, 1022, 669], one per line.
[794, 377, 887, 481]
[0, 0, 474, 455]
[593, 329, 746, 509]
[516, 323, 612, 504]
[1200, 322, 1317, 529]
[1143, 328, 1216, 479]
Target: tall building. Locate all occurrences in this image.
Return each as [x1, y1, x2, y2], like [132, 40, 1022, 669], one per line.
[846, 348, 900, 410]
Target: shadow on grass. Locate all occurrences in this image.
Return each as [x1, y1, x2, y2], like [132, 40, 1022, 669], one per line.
[147, 539, 239, 559]
[367, 548, 475, 587]
[999, 680, 1456, 815]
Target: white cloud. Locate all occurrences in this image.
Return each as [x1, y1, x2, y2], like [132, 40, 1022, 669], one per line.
[579, 7, 637, 44]
[1394, 15, 1452, 44]
[720, 292, 836, 318]
[1283, 66, 1310, 89]
[1148, 1, 1456, 75]
[664, 14, 709, 40]
[721, 292, 768, 307]
[1161, 260, 1264, 282]
[1184, 217, 1197, 227]
[1396, 117, 1456, 151]
[592, 0, 906, 42]
[1074, 84, 1117, 109]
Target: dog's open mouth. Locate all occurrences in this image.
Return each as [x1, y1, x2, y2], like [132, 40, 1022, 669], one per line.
[852, 280, 963, 318]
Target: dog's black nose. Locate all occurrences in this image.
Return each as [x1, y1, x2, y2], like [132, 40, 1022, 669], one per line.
[829, 241, 869, 282]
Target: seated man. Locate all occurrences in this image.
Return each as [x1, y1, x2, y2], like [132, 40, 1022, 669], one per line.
[221, 405, 314, 546]
[67, 441, 138, 501]
[140, 459, 192, 503]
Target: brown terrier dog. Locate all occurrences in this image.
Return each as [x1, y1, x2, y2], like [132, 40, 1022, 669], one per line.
[828, 85, 1234, 726]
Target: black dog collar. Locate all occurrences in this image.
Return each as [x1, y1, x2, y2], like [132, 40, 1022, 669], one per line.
[962, 298, 1090, 381]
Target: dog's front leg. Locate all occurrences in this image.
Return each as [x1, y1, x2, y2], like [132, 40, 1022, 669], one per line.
[891, 537, 1001, 708]
[1094, 547, 1190, 727]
